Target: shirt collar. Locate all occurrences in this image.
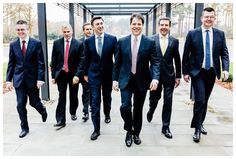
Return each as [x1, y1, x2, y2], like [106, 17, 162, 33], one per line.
[201, 26, 213, 33]
[159, 33, 169, 39]
[95, 33, 104, 39]
[20, 36, 29, 43]
[64, 37, 72, 42]
[131, 34, 142, 42]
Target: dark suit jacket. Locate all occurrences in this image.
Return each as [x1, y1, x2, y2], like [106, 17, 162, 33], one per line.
[150, 34, 181, 82]
[182, 27, 229, 79]
[51, 37, 84, 80]
[84, 33, 117, 85]
[6, 37, 45, 88]
[113, 34, 160, 92]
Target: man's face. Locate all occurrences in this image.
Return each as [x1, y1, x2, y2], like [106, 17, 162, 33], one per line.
[16, 24, 28, 39]
[92, 19, 104, 36]
[130, 17, 143, 37]
[159, 20, 170, 36]
[63, 27, 73, 40]
[83, 24, 93, 38]
[201, 11, 216, 28]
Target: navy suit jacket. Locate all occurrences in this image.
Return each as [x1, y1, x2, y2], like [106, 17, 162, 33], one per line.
[182, 27, 229, 79]
[6, 37, 45, 88]
[150, 34, 181, 82]
[84, 33, 117, 85]
[113, 34, 160, 92]
[51, 37, 84, 80]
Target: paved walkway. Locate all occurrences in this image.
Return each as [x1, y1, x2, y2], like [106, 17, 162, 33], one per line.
[3, 80, 233, 156]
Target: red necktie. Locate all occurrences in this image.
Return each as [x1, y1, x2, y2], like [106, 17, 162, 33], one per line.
[22, 40, 26, 56]
[64, 40, 69, 73]
[131, 37, 138, 74]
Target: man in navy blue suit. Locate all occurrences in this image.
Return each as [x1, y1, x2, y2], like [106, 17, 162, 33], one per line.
[182, 7, 229, 143]
[147, 17, 181, 139]
[113, 13, 160, 147]
[6, 20, 47, 138]
[84, 17, 117, 140]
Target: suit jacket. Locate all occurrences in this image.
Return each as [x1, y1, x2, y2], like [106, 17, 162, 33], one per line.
[51, 37, 84, 80]
[84, 33, 117, 85]
[150, 34, 181, 82]
[182, 27, 229, 79]
[6, 37, 45, 88]
[113, 34, 160, 92]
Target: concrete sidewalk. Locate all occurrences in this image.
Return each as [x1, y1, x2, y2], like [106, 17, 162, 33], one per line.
[3, 80, 233, 156]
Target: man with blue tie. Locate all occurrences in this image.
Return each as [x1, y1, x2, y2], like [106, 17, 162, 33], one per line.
[6, 20, 47, 138]
[113, 13, 160, 147]
[84, 17, 117, 140]
[147, 17, 181, 139]
[182, 7, 229, 143]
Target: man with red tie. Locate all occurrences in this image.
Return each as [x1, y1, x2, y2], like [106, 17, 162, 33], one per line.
[51, 24, 84, 128]
[6, 20, 47, 138]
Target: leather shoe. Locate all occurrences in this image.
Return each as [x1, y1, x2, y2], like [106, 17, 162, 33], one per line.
[162, 128, 173, 139]
[54, 122, 66, 128]
[193, 129, 201, 143]
[71, 115, 77, 121]
[201, 125, 207, 135]
[90, 131, 100, 140]
[147, 111, 153, 122]
[82, 113, 89, 122]
[133, 135, 141, 145]
[19, 129, 29, 138]
[41, 109, 47, 122]
[125, 132, 132, 147]
[105, 116, 111, 123]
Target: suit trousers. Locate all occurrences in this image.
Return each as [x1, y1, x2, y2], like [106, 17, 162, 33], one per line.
[120, 74, 147, 136]
[191, 68, 216, 129]
[80, 78, 90, 114]
[55, 70, 79, 123]
[149, 79, 175, 128]
[15, 81, 45, 130]
[90, 83, 112, 131]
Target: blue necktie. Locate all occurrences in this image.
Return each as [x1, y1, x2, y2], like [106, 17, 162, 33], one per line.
[205, 30, 210, 70]
[97, 36, 103, 57]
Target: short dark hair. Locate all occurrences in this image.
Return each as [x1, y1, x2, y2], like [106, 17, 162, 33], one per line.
[158, 17, 171, 26]
[130, 13, 144, 25]
[82, 22, 91, 30]
[16, 20, 28, 25]
[91, 17, 104, 26]
[203, 7, 215, 12]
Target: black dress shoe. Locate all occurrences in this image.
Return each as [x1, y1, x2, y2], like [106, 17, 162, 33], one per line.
[41, 109, 47, 122]
[162, 128, 173, 139]
[105, 116, 111, 123]
[82, 113, 89, 122]
[133, 135, 141, 145]
[90, 131, 100, 140]
[193, 129, 201, 143]
[19, 130, 29, 138]
[125, 132, 133, 147]
[201, 125, 207, 135]
[147, 111, 153, 122]
[71, 115, 77, 121]
[54, 122, 66, 128]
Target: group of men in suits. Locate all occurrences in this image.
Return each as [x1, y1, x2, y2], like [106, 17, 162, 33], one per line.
[6, 7, 229, 146]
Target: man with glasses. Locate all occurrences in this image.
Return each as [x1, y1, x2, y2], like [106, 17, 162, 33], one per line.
[51, 23, 84, 129]
[6, 20, 47, 138]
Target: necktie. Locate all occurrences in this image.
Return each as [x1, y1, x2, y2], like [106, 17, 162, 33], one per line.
[64, 39, 69, 73]
[97, 36, 103, 57]
[22, 40, 26, 56]
[161, 36, 167, 55]
[205, 30, 210, 70]
[131, 37, 138, 74]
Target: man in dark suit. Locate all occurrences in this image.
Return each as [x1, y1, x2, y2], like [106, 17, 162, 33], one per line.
[113, 13, 160, 147]
[78, 22, 93, 122]
[182, 7, 229, 143]
[84, 17, 117, 140]
[6, 20, 47, 138]
[147, 17, 181, 139]
[51, 23, 84, 128]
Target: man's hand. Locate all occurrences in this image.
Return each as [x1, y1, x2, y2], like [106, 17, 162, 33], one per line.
[175, 79, 180, 88]
[222, 71, 229, 81]
[37, 81, 45, 89]
[112, 81, 119, 92]
[183, 75, 190, 83]
[150, 79, 159, 91]
[6, 82, 14, 91]
[84, 76, 88, 82]
[72, 76, 80, 85]
[52, 79, 56, 84]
